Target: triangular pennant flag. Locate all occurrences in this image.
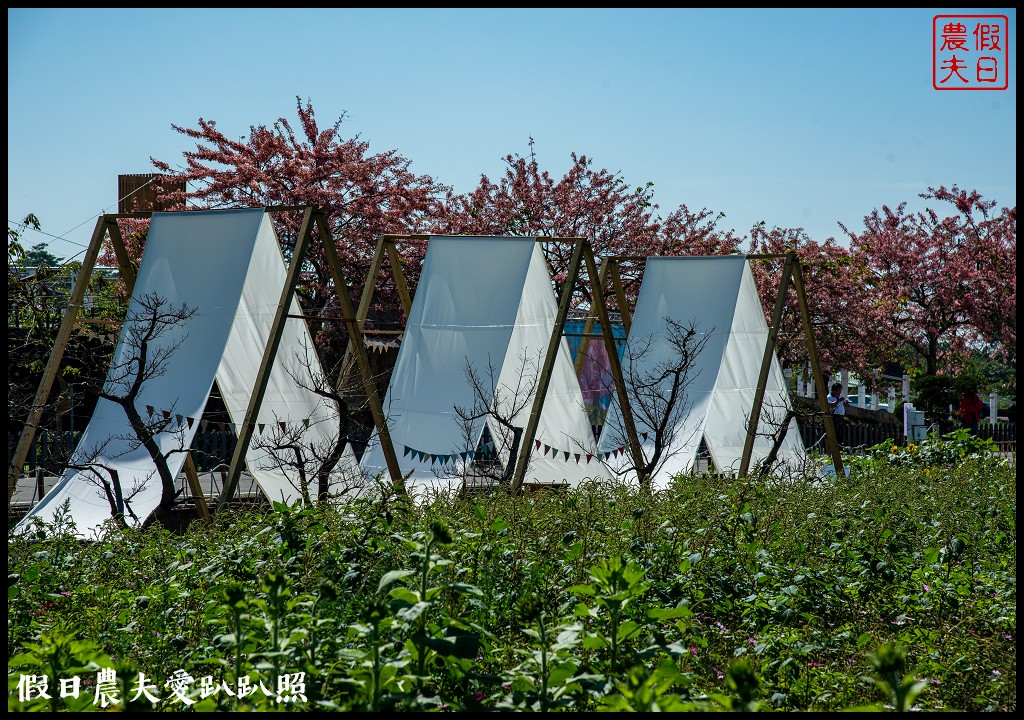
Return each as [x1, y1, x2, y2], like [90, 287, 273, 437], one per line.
[146, 405, 155, 417]
[563, 451, 569, 462]
[543, 443, 551, 456]
[303, 418, 310, 429]
[216, 421, 225, 432]
[258, 423, 266, 434]
[403, 446, 411, 458]
[574, 453, 581, 464]
[641, 431, 649, 441]
[535, 439, 541, 450]
[586, 453, 593, 463]
[175, 414, 184, 426]
[279, 421, 287, 433]
[162, 410, 171, 420]
[186, 416, 194, 429]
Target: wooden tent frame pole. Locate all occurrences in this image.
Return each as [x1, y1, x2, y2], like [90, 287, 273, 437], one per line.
[738, 252, 843, 477]
[738, 252, 795, 477]
[792, 261, 844, 475]
[217, 209, 407, 507]
[573, 257, 610, 376]
[580, 248, 646, 485]
[8, 214, 140, 504]
[335, 237, 388, 389]
[333, 236, 415, 489]
[510, 240, 645, 491]
[572, 258, 633, 378]
[217, 208, 318, 508]
[316, 217, 405, 492]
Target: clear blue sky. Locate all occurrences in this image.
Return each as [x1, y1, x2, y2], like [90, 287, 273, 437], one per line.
[8, 8, 1017, 263]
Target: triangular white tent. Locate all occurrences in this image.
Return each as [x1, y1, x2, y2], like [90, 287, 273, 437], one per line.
[600, 256, 806, 486]
[360, 236, 610, 498]
[15, 209, 362, 538]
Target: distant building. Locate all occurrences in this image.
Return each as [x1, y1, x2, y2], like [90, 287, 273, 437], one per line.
[117, 173, 186, 214]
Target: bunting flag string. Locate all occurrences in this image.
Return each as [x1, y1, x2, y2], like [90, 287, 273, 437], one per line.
[79, 329, 119, 344]
[401, 436, 632, 466]
[401, 441, 491, 467]
[132, 409, 321, 436]
[362, 333, 404, 353]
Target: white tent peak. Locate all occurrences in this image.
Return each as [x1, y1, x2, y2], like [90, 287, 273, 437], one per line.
[600, 255, 806, 486]
[360, 235, 611, 498]
[16, 209, 362, 538]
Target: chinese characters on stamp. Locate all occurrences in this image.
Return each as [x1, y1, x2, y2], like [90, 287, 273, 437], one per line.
[934, 15, 1009, 90]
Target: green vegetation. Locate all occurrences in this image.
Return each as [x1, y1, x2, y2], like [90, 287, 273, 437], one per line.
[8, 433, 1015, 711]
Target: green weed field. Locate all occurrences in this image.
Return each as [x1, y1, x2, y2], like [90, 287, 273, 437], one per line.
[7, 431, 1015, 711]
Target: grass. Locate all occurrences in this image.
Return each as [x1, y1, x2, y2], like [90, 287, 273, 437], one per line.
[7, 430, 1015, 711]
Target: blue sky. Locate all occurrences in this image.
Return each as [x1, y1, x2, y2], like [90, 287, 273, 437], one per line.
[8, 8, 1016, 263]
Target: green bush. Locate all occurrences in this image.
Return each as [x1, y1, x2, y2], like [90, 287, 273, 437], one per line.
[8, 458, 1016, 712]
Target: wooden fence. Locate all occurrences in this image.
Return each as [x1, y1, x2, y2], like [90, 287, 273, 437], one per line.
[796, 419, 902, 453]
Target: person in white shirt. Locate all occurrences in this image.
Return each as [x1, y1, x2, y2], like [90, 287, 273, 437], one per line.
[826, 382, 848, 447]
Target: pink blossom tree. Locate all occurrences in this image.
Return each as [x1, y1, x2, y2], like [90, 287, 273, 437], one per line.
[107, 98, 448, 364]
[747, 224, 893, 379]
[436, 139, 740, 306]
[842, 185, 1016, 376]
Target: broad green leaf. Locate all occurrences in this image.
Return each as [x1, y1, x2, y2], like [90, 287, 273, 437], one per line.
[377, 569, 415, 593]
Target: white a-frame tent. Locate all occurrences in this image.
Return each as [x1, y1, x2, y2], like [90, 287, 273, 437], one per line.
[360, 236, 610, 497]
[599, 255, 806, 486]
[14, 208, 362, 538]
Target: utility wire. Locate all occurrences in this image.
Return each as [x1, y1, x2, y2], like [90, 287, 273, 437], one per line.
[9, 173, 170, 267]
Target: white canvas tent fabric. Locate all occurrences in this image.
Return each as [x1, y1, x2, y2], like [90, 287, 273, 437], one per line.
[600, 256, 806, 486]
[360, 236, 610, 498]
[15, 209, 362, 538]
